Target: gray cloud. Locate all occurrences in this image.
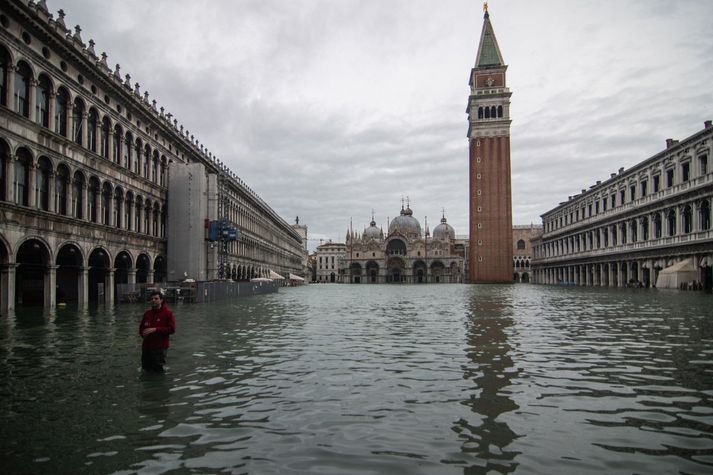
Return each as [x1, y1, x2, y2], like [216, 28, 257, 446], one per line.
[53, 0, 713, 249]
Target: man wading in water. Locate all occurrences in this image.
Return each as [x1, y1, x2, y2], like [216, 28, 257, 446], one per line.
[139, 290, 176, 372]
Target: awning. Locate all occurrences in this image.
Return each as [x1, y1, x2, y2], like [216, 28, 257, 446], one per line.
[269, 270, 285, 279]
[289, 273, 305, 281]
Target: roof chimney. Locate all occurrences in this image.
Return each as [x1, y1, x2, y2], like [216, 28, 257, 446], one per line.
[705, 120, 712, 129]
[665, 138, 679, 148]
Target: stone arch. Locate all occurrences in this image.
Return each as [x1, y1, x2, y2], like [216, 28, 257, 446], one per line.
[54, 85, 70, 137]
[14, 59, 34, 118]
[366, 260, 379, 283]
[386, 256, 405, 283]
[71, 96, 85, 145]
[56, 242, 84, 304]
[153, 255, 166, 283]
[0, 43, 15, 107]
[123, 130, 133, 169]
[114, 250, 133, 299]
[136, 253, 151, 283]
[386, 238, 407, 256]
[36, 155, 52, 211]
[100, 115, 112, 158]
[87, 107, 100, 152]
[71, 170, 86, 219]
[55, 162, 70, 215]
[349, 262, 361, 283]
[15, 237, 51, 307]
[100, 181, 113, 225]
[113, 186, 124, 229]
[14, 146, 33, 206]
[430, 260, 445, 283]
[88, 247, 111, 303]
[412, 259, 427, 283]
[36, 72, 53, 128]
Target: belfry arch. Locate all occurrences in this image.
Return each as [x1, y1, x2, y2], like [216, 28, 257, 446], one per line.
[56, 243, 83, 305]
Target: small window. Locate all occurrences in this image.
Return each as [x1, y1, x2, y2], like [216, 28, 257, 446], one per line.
[630, 184, 636, 201]
[641, 180, 647, 197]
[700, 154, 708, 175]
[620, 189, 625, 204]
[60, 61, 67, 72]
[517, 239, 526, 250]
[22, 31, 31, 44]
[42, 47, 50, 59]
[681, 162, 690, 182]
[653, 174, 660, 192]
[666, 169, 674, 187]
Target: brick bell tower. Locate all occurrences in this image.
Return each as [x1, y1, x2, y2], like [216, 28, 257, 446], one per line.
[467, 4, 513, 283]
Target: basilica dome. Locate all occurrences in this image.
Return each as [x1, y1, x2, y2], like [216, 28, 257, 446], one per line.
[364, 218, 381, 240]
[388, 206, 422, 238]
[432, 215, 455, 241]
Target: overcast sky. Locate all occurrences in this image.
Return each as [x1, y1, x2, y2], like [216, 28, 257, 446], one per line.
[54, 0, 713, 249]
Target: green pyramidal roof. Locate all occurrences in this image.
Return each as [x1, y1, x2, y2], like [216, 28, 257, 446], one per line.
[476, 13, 504, 67]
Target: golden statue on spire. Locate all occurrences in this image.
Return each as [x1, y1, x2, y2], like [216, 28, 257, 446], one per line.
[484, 2, 488, 13]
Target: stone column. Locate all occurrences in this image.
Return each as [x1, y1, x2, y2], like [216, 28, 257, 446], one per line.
[106, 269, 114, 306]
[127, 269, 136, 285]
[47, 171, 55, 213]
[6, 65, 15, 110]
[618, 262, 625, 287]
[45, 265, 57, 309]
[27, 160, 36, 208]
[3, 154, 12, 200]
[29, 78, 38, 122]
[608, 263, 614, 287]
[1, 263, 17, 314]
[47, 91, 56, 132]
[147, 269, 154, 284]
[79, 266, 89, 308]
[692, 203, 699, 232]
[82, 112, 89, 148]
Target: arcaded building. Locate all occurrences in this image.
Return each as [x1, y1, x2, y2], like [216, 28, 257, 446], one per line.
[0, 1, 303, 313]
[466, 6, 513, 283]
[342, 205, 464, 284]
[531, 121, 713, 289]
[513, 224, 542, 283]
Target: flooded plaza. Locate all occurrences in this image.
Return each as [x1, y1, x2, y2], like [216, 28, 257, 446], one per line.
[1, 284, 712, 474]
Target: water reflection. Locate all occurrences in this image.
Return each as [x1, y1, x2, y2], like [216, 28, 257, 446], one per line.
[458, 286, 521, 474]
[1, 286, 712, 474]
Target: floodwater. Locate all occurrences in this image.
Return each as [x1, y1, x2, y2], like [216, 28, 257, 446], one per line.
[1, 284, 712, 474]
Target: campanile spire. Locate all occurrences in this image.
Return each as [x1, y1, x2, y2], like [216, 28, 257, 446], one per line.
[467, 6, 514, 283]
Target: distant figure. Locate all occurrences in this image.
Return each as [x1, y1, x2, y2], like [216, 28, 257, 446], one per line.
[139, 290, 176, 372]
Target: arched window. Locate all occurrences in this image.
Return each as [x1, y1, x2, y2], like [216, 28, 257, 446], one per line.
[72, 97, 84, 145]
[641, 217, 649, 241]
[682, 205, 692, 234]
[36, 156, 51, 211]
[516, 239, 526, 250]
[14, 61, 32, 117]
[653, 213, 662, 239]
[620, 222, 627, 244]
[54, 87, 69, 136]
[72, 172, 84, 219]
[113, 124, 123, 164]
[125, 191, 133, 231]
[490, 106, 496, 118]
[0, 140, 8, 201]
[114, 188, 123, 228]
[152, 151, 159, 183]
[478, 107, 483, 119]
[14, 148, 31, 205]
[124, 132, 133, 169]
[160, 156, 167, 187]
[0, 47, 10, 107]
[700, 200, 711, 231]
[667, 209, 676, 236]
[134, 139, 142, 174]
[497, 105, 503, 118]
[153, 203, 160, 236]
[100, 116, 111, 158]
[36, 74, 51, 127]
[88, 177, 100, 223]
[484, 107, 490, 119]
[55, 165, 69, 215]
[135, 197, 143, 232]
[143, 145, 151, 178]
[630, 220, 637, 242]
[87, 108, 99, 152]
[144, 200, 150, 234]
[101, 182, 112, 225]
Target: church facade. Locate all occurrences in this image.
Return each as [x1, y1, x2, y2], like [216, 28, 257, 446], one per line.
[342, 204, 465, 284]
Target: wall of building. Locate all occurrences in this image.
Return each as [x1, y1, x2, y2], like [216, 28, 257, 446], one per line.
[532, 122, 713, 289]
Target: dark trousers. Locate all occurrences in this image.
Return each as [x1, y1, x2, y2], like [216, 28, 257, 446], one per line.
[142, 348, 167, 372]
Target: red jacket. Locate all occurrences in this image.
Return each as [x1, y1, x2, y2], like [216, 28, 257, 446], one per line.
[139, 303, 176, 350]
